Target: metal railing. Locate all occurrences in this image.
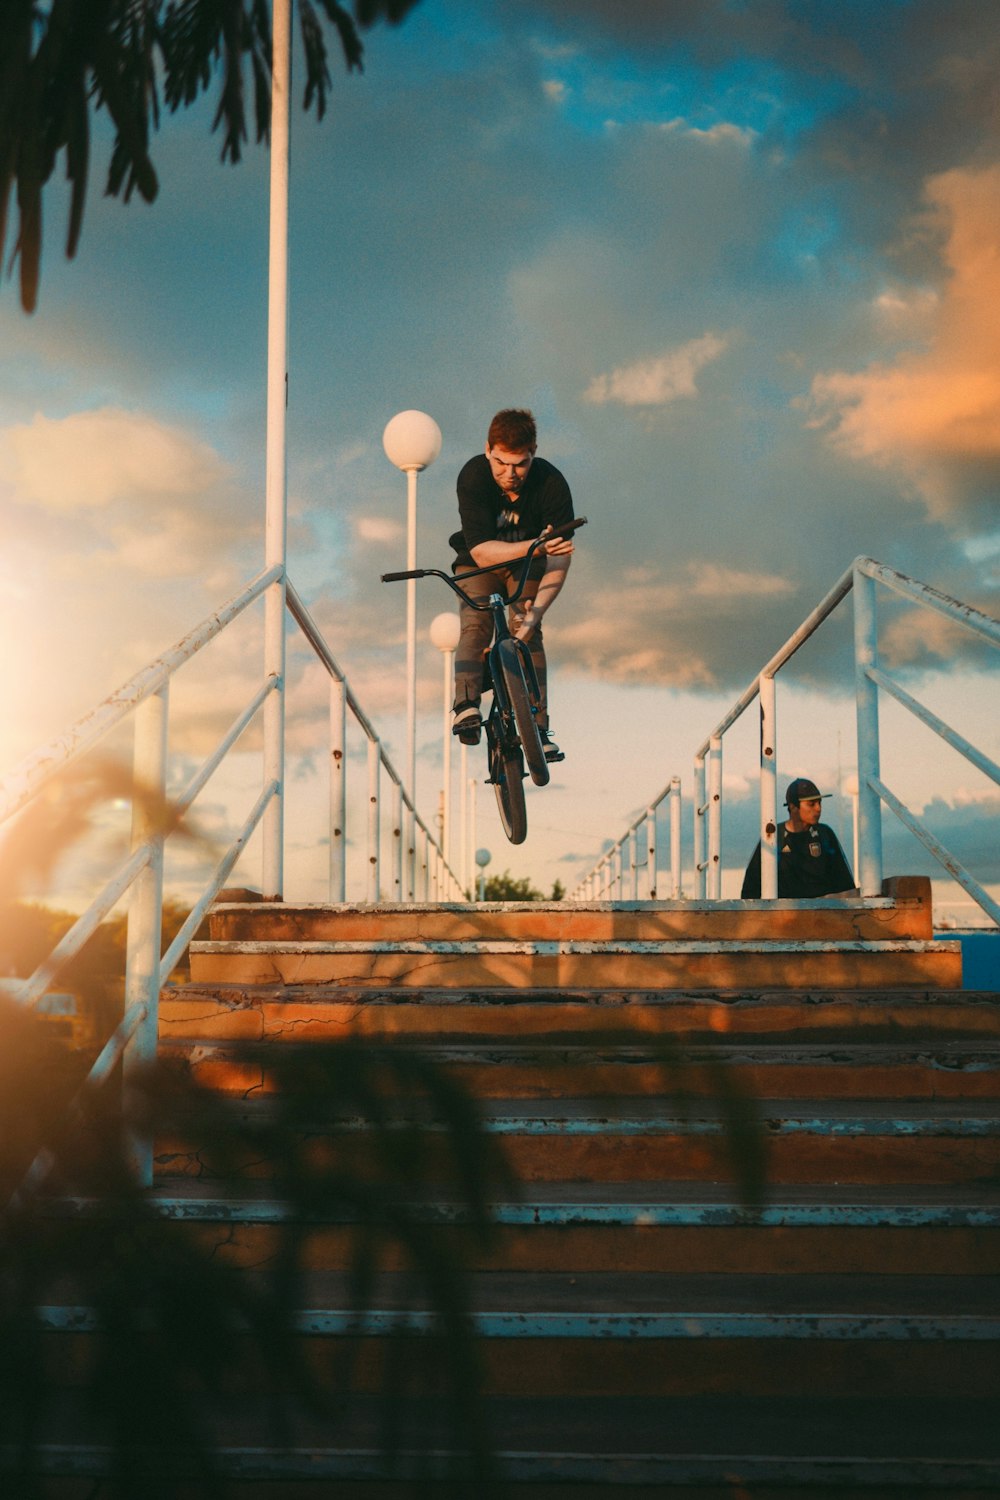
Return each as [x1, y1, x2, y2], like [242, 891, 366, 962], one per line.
[572, 557, 999, 919]
[0, 566, 462, 1184]
[573, 778, 683, 901]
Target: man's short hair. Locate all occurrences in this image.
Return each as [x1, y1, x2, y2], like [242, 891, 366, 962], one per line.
[488, 408, 537, 452]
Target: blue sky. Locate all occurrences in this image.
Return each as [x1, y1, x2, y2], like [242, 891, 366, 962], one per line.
[1, 0, 998, 912]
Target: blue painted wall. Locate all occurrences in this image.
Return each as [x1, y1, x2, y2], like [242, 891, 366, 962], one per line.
[935, 931, 1000, 990]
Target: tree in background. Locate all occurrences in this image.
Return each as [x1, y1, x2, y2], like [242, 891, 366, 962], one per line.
[0, 0, 421, 311]
[482, 871, 566, 902]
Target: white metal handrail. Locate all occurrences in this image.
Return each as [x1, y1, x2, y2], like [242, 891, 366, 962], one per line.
[571, 557, 999, 920]
[571, 778, 683, 901]
[1, 566, 463, 1188]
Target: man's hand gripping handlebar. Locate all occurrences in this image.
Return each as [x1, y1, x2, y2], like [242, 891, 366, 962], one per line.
[381, 516, 587, 589]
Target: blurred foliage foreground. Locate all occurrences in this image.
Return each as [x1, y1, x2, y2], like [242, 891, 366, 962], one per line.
[0, 760, 765, 1496]
[0, 1006, 517, 1497]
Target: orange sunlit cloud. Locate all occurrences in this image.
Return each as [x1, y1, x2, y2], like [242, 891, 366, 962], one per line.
[807, 163, 1000, 517]
[0, 408, 263, 772]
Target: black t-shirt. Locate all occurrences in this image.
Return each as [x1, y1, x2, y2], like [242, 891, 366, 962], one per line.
[741, 821, 855, 899]
[449, 454, 574, 567]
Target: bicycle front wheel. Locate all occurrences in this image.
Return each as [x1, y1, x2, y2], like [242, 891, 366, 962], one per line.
[490, 737, 528, 844]
[497, 638, 549, 788]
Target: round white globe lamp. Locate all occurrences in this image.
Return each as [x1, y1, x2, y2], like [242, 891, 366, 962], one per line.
[475, 846, 491, 902]
[383, 410, 442, 472]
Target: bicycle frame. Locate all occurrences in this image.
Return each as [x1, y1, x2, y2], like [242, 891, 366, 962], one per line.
[382, 517, 587, 845]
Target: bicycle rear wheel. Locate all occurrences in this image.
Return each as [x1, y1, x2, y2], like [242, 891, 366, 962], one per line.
[496, 638, 549, 787]
[490, 736, 527, 844]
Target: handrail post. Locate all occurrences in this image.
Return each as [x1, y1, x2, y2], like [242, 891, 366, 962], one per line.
[262, 0, 291, 901]
[420, 828, 430, 900]
[459, 743, 469, 896]
[693, 753, 707, 898]
[854, 565, 884, 895]
[646, 804, 657, 899]
[367, 739, 381, 903]
[669, 776, 681, 898]
[631, 825, 641, 901]
[123, 685, 168, 1187]
[707, 734, 723, 899]
[392, 782, 404, 901]
[329, 677, 346, 902]
[759, 673, 778, 899]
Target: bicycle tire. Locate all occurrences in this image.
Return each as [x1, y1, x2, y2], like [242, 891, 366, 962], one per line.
[490, 737, 528, 844]
[497, 638, 549, 788]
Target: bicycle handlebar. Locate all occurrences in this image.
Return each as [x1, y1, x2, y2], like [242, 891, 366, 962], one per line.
[381, 568, 430, 583]
[381, 516, 588, 606]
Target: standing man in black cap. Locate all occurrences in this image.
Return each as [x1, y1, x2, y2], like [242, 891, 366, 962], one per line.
[741, 777, 855, 898]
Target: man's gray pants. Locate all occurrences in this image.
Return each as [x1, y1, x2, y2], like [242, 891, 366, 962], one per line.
[452, 560, 548, 730]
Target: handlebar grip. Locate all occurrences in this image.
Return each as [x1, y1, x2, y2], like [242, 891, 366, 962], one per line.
[381, 569, 428, 583]
[545, 515, 588, 540]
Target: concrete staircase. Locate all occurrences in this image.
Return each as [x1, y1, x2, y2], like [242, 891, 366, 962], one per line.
[31, 879, 1000, 1492]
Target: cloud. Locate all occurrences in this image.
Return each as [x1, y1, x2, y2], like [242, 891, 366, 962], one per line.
[355, 515, 404, 544]
[805, 164, 1000, 520]
[0, 406, 258, 576]
[0, 406, 265, 770]
[661, 119, 756, 148]
[879, 604, 991, 672]
[557, 562, 796, 685]
[0, 407, 233, 513]
[584, 333, 729, 406]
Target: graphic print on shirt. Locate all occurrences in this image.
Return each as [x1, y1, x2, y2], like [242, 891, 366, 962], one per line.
[497, 504, 528, 543]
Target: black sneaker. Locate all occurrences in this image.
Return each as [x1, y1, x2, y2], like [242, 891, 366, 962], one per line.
[540, 727, 564, 763]
[452, 703, 482, 745]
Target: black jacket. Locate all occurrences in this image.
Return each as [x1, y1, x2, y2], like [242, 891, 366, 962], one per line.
[741, 821, 854, 898]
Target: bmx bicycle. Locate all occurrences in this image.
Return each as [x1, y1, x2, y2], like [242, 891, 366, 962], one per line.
[382, 516, 587, 845]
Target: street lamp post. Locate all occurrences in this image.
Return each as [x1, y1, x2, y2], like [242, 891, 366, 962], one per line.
[430, 611, 461, 870]
[382, 410, 442, 898]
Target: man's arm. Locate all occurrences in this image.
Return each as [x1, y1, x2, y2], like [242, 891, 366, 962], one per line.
[823, 829, 856, 896]
[513, 552, 571, 640]
[469, 529, 574, 570]
[741, 842, 763, 899]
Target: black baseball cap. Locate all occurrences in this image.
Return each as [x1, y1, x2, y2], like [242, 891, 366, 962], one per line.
[785, 777, 832, 806]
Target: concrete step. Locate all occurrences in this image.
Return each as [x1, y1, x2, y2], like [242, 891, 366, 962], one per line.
[164, 1034, 1000, 1101]
[161, 985, 992, 1045]
[12, 1392, 1000, 1491]
[123, 1179, 1000, 1276]
[152, 1095, 1000, 1188]
[187, 936, 962, 990]
[35, 1271, 1000, 1399]
[205, 887, 934, 945]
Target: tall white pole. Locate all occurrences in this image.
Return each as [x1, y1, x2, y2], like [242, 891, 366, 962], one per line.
[441, 645, 454, 862]
[262, 0, 291, 900]
[405, 468, 418, 898]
